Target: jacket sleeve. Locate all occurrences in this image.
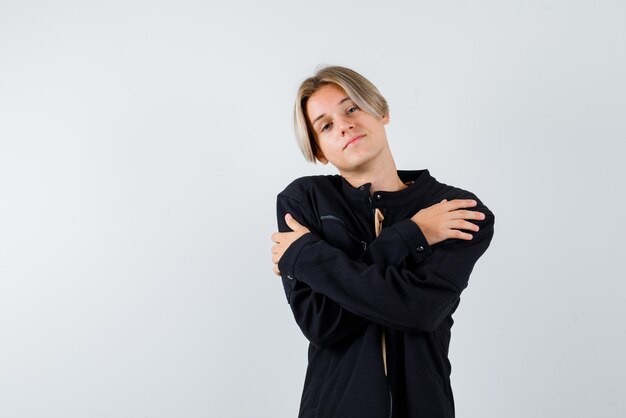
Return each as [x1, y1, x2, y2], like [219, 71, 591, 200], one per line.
[277, 194, 370, 347]
[360, 218, 434, 267]
[278, 197, 496, 333]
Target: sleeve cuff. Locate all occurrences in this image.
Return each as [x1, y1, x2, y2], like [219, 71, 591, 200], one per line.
[278, 232, 319, 282]
[391, 219, 432, 263]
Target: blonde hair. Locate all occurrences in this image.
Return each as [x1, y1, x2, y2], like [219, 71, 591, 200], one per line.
[294, 66, 389, 163]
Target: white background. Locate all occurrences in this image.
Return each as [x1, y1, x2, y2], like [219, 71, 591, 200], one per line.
[1, 1, 624, 417]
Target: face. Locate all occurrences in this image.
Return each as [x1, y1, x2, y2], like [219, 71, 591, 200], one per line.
[306, 83, 390, 174]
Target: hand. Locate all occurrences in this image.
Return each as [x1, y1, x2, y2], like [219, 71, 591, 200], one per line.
[271, 214, 311, 276]
[411, 199, 486, 246]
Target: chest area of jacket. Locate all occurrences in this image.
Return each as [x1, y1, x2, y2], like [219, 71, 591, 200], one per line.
[311, 194, 420, 259]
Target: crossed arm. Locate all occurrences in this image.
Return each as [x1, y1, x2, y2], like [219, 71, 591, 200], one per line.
[272, 197, 485, 275]
[271, 194, 494, 345]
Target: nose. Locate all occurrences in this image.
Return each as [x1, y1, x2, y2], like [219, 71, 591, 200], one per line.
[337, 115, 355, 136]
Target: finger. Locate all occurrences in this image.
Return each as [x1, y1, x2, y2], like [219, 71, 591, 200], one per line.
[272, 231, 289, 243]
[450, 229, 474, 240]
[448, 209, 486, 221]
[450, 219, 480, 232]
[445, 199, 478, 211]
[455, 230, 474, 241]
[272, 252, 281, 264]
[285, 213, 304, 231]
[273, 264, 281, 275]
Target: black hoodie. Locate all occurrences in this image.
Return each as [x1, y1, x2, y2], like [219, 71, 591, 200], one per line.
[276, 169, 495, 418]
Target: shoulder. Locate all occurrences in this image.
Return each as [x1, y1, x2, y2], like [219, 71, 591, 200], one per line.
[422, 172, 496, 251]
[277, 174, 341, 202]
[423, 170, 495, 220]
[275, 175, 343, 230]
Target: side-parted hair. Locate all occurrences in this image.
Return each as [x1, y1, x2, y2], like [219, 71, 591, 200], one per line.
[294, 65, 389, 163]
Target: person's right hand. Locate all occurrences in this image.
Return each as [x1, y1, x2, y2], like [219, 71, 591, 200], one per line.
[410, 199, 486, 246]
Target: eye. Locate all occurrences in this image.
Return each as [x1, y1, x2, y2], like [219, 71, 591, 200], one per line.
[347, 105, 359, 114]
[321, 122, 332, 132]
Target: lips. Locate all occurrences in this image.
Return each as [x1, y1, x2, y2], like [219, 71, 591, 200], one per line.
[343, 134, 365, 150]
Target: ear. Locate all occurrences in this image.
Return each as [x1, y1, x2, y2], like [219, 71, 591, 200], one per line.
[382, 113, 390, 125]
[312, 138, 329, 164]
[315, 150, 329, 165]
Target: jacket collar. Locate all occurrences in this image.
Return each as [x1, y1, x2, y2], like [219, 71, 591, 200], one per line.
[339, 169, 437, 208]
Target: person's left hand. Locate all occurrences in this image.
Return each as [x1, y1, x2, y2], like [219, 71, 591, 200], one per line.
[271, 214, 311, 276]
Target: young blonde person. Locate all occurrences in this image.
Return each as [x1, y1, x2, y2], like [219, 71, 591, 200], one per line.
[271, 66, 495, 418]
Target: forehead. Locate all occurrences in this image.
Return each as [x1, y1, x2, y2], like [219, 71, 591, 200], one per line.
[306, 84, 352, 122]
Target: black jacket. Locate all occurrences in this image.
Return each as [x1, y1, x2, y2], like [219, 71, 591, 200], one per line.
[276, 169, 495, 418]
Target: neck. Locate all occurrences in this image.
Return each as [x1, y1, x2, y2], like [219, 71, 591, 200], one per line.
[340, 150, 407, 194]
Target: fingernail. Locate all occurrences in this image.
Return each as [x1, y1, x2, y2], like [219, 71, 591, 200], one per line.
[285, 213, 292, 220]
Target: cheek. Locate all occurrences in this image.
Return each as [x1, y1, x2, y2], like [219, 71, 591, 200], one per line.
[317, 137, 334, 152]
[324, 142, 344, 159]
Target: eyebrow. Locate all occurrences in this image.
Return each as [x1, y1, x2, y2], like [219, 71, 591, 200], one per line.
[311, 97, 353, 125]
